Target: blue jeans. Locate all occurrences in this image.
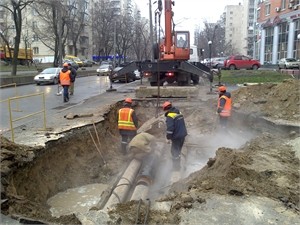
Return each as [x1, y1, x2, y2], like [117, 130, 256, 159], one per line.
[62, 85, 69, 102]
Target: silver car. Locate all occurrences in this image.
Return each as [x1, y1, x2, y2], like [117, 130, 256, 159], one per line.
[96, 64, 112, 76]
[34, 67, 61, 85]
[278, 58, 300, 69]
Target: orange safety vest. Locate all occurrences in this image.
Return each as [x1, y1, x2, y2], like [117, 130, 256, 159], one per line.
[59, 70, 71, 86]
[218, 95, 232, 117]
[118, 108, 137, 130]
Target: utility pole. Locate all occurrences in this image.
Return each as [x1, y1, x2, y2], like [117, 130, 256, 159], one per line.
[107, 21, 116, 92]
[149, 0, 154, 61]
[253, 0, 258, 59]
[113, 21, 116, 68]
[57, 1, 63, 66]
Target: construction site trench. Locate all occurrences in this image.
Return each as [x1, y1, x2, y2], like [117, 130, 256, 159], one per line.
[1, 79, 299, 224]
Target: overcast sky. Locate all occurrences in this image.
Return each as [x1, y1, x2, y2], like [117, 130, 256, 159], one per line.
[135, 0, 243, 35]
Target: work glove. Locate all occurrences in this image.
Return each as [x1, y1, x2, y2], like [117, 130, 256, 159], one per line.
[217, 108, 222, 113]
[166, 134, 172, 140]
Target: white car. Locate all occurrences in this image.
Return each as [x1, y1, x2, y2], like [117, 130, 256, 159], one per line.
[278, 58, 300, 69]
[96, 64, 112, 76]
[34, 67, 62, 85]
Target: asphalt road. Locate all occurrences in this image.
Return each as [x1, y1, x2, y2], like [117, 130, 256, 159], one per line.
[0, 75, 127, 133]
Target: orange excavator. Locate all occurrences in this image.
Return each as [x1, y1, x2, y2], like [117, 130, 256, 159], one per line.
[114, 0, 210, 86]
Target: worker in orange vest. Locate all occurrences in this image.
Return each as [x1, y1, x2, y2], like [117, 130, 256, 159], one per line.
[118, 98, 138, 154]
[58, 63, 72, 102]
[217, 85, 232, 128]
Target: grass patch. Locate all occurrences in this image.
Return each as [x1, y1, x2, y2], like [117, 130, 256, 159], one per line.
[219, 70, 292, 85]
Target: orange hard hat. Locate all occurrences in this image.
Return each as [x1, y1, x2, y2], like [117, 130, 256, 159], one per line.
[218, 86, 226, 92]
[63, 62, 69, 67]
[162, 101, 172, 110]
[124, 98, 132, 104]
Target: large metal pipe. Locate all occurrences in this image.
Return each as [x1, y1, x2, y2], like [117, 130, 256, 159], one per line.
[130, 184, 149, 201]
[130, 153, 159, 201]
[104, 159, 142, 210]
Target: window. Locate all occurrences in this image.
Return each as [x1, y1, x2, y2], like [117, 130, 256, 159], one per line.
[234, 55, 242, 60]
[281, 0, 286, 9]
[33, 47, 39, 54]
[32, 35, 39, 42]
[32, 8, 38, 16]
[265, 4, 270, 15]
[176, 34, 188, 48]
[265, 27, 274, 62]
[277, 22, 288, 59]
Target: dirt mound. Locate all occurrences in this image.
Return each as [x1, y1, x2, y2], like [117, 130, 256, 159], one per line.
[232, 79, 300, 122]
[171, 133, 299, 204]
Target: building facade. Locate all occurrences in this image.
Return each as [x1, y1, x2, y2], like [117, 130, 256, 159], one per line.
[224, 3, 247, 55]
[256, 0, 300, 64]
[0, 0, 136, 63]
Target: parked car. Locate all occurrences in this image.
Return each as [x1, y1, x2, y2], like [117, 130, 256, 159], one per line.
[96, 64, 112, 76]
[278, 58, 300, 69]
[34, 67, 61, 85]
[110, 66, 136, 83]
[64, 55, 83, 67]
[82, 59, 94, 67]
[63, 60, 79, 70]
[224, 55, 260, 70]
[211, 57, 226, 69]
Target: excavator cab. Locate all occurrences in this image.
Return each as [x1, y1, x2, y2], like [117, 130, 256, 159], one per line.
[174, 31, 190, 60]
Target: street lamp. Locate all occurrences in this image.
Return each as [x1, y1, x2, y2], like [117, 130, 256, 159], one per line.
[208, 41, 212, 68]
[208, 40, 213, 94]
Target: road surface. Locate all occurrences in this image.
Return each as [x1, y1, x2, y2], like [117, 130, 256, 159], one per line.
[0, 75, 130, 133]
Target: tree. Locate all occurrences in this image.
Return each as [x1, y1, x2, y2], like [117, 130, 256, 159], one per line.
[65, 0, 89, 57]
[131, 15, 151, 61]
[194, 20, 237, 59]
[91, 0, 115, 62]
[31, 0, 70, 66]
[0, 0, 34, 75]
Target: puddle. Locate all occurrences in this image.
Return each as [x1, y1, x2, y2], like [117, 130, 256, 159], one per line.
[47, 183, 108, 217]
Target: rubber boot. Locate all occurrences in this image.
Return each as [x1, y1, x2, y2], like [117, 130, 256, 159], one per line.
[121, 142, 127, 155]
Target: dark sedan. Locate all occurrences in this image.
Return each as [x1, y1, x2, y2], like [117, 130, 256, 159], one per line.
[110, 66, 136, 83]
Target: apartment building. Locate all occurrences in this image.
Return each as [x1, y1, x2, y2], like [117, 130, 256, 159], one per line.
[224, 3, 246, 55]
[256, 0, 300, 64]
[0, 0, 135, 63]
[241, 0, 258, 58]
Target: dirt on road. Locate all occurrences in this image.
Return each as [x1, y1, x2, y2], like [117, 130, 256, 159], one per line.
[1, 79, 299, 224]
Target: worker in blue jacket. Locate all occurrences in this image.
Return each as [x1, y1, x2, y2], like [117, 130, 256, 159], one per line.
[163, 101, 187, 169]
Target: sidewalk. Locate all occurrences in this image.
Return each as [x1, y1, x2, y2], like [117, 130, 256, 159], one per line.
[1, 80, 140, 146]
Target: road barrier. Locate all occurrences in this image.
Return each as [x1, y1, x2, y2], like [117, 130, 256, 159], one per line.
[7, 92, 47, 142]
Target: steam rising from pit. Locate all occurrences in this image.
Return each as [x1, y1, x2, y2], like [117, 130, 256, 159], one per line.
[147, 124, 257, 199]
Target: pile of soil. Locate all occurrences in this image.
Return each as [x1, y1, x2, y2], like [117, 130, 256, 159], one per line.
[1, 79, 299, 224]
[232, 79, 299, 122]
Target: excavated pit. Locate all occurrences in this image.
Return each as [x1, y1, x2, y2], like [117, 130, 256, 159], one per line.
[1, 81, 300, 224]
